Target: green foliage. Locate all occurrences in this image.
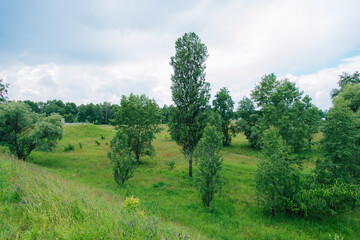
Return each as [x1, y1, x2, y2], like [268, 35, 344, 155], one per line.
[335, 83, 360, 112]
[194, 125, 224, 208]
[166, 160, 176, 170]
[238, 74, 320, 152]
[108, 131, 137, 186]
[78, 142, 82, 149]
[112, 94, 162, 163]
[298, 179, 360, 217]
[237, 97, 261, 148]
[63, 144, 75, 152]
[213, 87, 236, 146]
[0, 79, 9, 103]
[94, 140, 100, 146]
[100, 134, 106, 140]
[255, 127, 301, 216]
[0, 102, 63, 160]
[331, 71, 360, 98]
[319, 100, 360, 184]
[169, 32, 210, 178]
[122, 195, 140, 211]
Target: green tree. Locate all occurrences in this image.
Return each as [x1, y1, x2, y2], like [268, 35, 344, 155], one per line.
[335, 83, 360, 112]
[112, 94, 162, 163]
[108, 130, 137, 186]
[169, 32, 210, 178]
[319, 100, 360, 184]
[194, 125, 224, 208]
[0, 102, 63, 160]
[236, 97, 261, 148]
[255, 127, 301, 216]
[213, 87, 235, 146]
[331, 71, 360, 98]
[242, 74, 320, 151]
[0, 79, 9, 103]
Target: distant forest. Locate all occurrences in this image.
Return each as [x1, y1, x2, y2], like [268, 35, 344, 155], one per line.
[21, 99, 171, 125]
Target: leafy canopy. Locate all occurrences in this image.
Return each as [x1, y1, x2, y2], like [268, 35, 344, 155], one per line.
[213, 87, 236, 146]
[112, 94, 162, 163]
[169, 32, 210, 178]
[194, 125, 224, 208]
[0, 101, 63, 160]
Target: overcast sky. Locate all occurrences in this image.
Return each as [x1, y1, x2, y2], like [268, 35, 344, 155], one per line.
[0, 0, 359, 110]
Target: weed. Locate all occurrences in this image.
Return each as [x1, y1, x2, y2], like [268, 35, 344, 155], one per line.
[63, 144, 75, 152]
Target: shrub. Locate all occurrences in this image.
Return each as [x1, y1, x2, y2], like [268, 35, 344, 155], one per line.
[297, 180, 360, 217]
[63, 144, 75, 152]
[108, 131, 137, 186]
[122, 195, 140, 211]
[166, 160, 175, 170]
[194, 125, 224, 208]
[255, 127, 301, 216]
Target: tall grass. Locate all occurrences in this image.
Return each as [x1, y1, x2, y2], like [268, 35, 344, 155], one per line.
[0, 154, 198, 239]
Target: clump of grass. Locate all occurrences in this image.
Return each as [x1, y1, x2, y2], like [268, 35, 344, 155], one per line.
[100, 134, 106, 140]
[94, 140, 101, 146]
[166, 160, 176, 170]
[63, 144, 75, 152]
[78, 142, 82, 149]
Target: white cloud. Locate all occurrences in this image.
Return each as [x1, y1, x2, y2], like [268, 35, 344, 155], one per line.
[0, 0, 359, 110]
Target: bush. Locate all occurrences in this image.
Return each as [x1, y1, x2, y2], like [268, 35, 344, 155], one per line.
[194, 125, 224, 208]
[108, 131, 137, 186]
[297, 180, 360, 217]
[122, 195, 140, 211]
[63, 144, 75, 152]
[166, 160, 175, 170]
[255, 127, 301, 216]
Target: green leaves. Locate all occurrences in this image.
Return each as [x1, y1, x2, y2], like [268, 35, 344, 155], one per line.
[112, 94, 162, 163]
[169, 32, 210, 178]
[0, 102, 63, 160]
[213, 87, 235, 146]
[194, 125, 224, 207]
[108, 131, 137, 186]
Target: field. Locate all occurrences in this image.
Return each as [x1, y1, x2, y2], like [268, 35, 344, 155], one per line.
[1, 124, 359, 239]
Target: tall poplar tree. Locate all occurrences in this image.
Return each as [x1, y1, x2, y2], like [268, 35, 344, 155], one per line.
[169, 32, 210, 178]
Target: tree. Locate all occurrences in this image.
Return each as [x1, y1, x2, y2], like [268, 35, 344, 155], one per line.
[331, 71, 360, 98]
[169, 32, 210, 178]
[236, 97, 261, 148]
[319, 100, 360, 184]
[0, 79, 9, 103]
[0, 102, 63, 160]
[213, 87, 236, 146]
[112, 94, 162, 163]
[335, 84, 360, 112]
[108, 130, 137, 186]
[194, 125, 224, 207]
[238, 74, 320, 152]
[255, 127, 301, 216]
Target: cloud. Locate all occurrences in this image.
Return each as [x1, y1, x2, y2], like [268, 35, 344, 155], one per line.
[286, 55, 360, 110]
[0, 0, 359, 110]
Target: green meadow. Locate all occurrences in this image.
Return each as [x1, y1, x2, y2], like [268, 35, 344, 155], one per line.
[1, 124, 359, 239]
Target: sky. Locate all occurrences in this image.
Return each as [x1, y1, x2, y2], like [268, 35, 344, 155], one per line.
[0, 0, 359, 110]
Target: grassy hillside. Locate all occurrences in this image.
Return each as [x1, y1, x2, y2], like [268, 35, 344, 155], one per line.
[2, 124, 360, 239]
[0, 153, 198, 239]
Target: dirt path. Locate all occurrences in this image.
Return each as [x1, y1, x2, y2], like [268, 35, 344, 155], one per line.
[229, 152, 260, 160]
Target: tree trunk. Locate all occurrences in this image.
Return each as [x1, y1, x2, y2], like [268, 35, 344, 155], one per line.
[189, 147, 193, 178]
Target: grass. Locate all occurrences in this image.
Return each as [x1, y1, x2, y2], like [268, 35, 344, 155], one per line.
[2, 124, 360, 239]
